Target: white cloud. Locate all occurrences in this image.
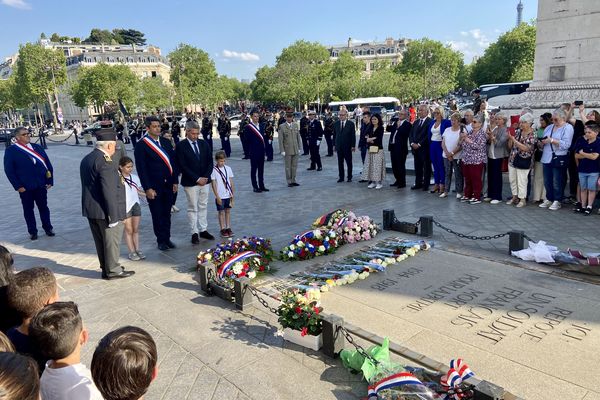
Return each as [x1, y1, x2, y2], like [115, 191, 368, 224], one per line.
[222, 50, 260, 62]
[1, 0, 31, 9]
[447, 27, 495, 63]
[464, 28, 490, 47]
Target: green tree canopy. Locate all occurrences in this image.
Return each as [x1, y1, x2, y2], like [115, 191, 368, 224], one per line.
[168, 43, 218, 110]
[329, 51, 363, 101]
[83, 29, 116, 44]
[137, 76, 171, 112]
[13, 43, 66, 108]
[112, 29, 146, 45]
[0, 77, 16, 113]
[471, 22, 536, 85]
[70, 63, 139, 112]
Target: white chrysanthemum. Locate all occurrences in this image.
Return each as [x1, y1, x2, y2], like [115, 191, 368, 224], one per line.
[248, 271, 256, 279]
[318, 245, 325, 252]
[289, 244, 296, 251]
[232, 263, 243, 274]
[313, 229, 322, 239]
[288, 251, 295, 258]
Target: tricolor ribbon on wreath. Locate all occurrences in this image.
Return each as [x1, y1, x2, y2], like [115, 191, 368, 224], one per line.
[217, 251, 259, 279]
[367, 372, 424, 398]
[440, 359, 474, 400]
[142, 136, 173, 175]
[14, 143, 52, 178]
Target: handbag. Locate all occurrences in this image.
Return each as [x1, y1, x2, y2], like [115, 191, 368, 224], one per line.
[513, 153, 532, 169]
[549, 126, 569, 168]
[369, 146, 379, 153]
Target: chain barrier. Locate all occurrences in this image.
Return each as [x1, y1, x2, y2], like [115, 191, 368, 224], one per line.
[45, 132, 75, 143]
[523, 233, 534, 242]
[247, 285, 279, 315]
[432, 219, 509, 241]
[336, 325, 380, 366]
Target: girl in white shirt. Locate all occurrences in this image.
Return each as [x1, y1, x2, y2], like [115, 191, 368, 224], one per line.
[119, 157, 145, 261]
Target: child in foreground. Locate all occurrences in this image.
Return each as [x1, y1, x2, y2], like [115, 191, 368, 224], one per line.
[210, 150, 235, 238]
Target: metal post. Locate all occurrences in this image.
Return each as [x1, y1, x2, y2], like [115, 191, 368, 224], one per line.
[419, 215, 433, 237]
[321, 313, 345, 358]
[234, 277, 254, 311]
[508, 230, 525, 254]
[382, 209, 395, 230]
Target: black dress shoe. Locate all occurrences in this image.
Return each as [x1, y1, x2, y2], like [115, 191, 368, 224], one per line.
[158, 243, 170, 251]
[410, 185, 422, 190]
[104, 270, 135, 280]
[347, 178, 352, 182]
[45, 230, 55, 237]
[337, 178, 344, 183]
[288, 183, 294, 187]
[307, 167, 316, 171]
[317, 167, 322, 171]
[358, 179, 368, 183]
[253, 188, 262, 193]
[167, 241, 177, 248]
[259, 187, 269, 192]
[390, 182, 398, 187]
[199, 231, 215, 240]
[191, 233, 200, 244]
[292, 182, 300, 186]
[30, 234, 38, 240]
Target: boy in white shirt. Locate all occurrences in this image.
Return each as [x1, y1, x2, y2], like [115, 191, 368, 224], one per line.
[29, 301, 102, 400]
[210, 150, 235, 238]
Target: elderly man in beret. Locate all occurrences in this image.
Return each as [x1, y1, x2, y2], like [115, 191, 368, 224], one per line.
[80, 128, 134, 280]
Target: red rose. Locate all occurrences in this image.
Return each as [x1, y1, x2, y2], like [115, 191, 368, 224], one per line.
[301, 326, 309, 337]
[313, 307, 320, 314]
[295, 306, 302, 314]
[259, 266, 265, 271]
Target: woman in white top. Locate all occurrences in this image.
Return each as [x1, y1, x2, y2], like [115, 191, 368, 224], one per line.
[441, 112, 464, 198]
[118, 157, 145, 261]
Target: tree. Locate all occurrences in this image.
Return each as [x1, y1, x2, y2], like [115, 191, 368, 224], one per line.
[471, 23, 536, 85]
[329, 51, 363, 101]
[457, 62, 476, 91]
[83, 29, 116, 44]
[70, 63, 139, 115]
[112, 29, 146, 45]
[50, 33, 61, 42]
[13, 43, 66, 130]
[0, 77, 16, 113]
[168, 43, 218, 110]
[137, 76, 171, 112]
[397, 38, 463, 98]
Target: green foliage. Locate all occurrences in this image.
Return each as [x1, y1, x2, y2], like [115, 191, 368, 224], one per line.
[112, 29, 146, 45]
[277, 290, 322, 336]
[138, 77, 171, 112]
[13, 43, 66, 108]
[168, 43, 218, 109]
[0, 77, 16, 112]
[329, 51, 363, 101]
[471, 23, 536, 85]
[70, 63, 139, 112]
[397, 38, 463, 98]
[457, 62, 476, 91]
[83, 29, 116, 44]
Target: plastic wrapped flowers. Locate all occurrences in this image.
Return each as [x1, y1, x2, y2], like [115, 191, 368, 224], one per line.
[334, 212, 380, 244]
[280, 228, 340, 261]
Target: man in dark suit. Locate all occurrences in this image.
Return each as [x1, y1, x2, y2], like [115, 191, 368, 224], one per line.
[323, 111, 335, 156]
[334, 109, 356, 182]
[201, 113, 213, 154]
[4, 127, 55, 240]
[409, 104, 433, 190]
[80, 129, 134, 280]
[306, 110, 323, 171]
[176, 120, 215, 245]
[299, 111, 310, 155]
[387, 109, 411, 188]
[217, 114, 231, 157]
[239, 113, 250, 159]
[134, 116, 179, 251]
[246, 110, 269, 193]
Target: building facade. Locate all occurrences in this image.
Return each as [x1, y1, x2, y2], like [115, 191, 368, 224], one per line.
[328, 37, 410, 75]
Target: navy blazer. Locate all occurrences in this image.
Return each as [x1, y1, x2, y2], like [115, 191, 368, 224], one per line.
[409, 117, 432, 147]
[428, 119, 452, 140]
[245, 122, 265, 159]
[388, 120, 411, 153]
[134, 135, 179, 191]
[175, 139, 213, 187]
[4, 143, 54, 191]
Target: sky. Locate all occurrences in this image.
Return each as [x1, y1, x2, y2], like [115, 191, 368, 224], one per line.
[0, 0, 538, 81]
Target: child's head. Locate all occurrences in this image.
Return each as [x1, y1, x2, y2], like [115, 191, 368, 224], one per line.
[119, 156, 134, 175]
[7, 267, 58, 322]
[584, 121, 600, 140]
[92, 326, 157, 400]
[215, 150, 227, 167]
[0, 352, 40, 400]
[0, 331, 15, 352]
[29, 301, 86, 361]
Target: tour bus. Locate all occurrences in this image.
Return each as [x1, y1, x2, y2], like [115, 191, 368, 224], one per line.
[479, 81, 531, 108]
[329, 97, 401, 119]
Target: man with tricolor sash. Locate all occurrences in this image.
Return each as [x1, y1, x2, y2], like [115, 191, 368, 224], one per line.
[4, 127, 55, 240]
[246, 110, 269, 193]
[134, 116, 179, 251]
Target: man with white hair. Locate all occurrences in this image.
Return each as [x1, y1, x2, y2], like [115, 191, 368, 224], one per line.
[80, 128, 134, 280]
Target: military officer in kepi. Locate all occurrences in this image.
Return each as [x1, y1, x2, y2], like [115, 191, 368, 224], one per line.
[264, 111, 275, 161]
[80, 128, 134, 280]
[4, 127, 55, 240]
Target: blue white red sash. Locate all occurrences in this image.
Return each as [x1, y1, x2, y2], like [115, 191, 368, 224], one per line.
[296, 230, 316, 241]
[367, 372, 423, 398]
[14, 143, 49, 172]
[142, 136, 173, 175]
[441, 359, 474, 400]
[247, 123, 264, 145]
[217, 251, 259, 279]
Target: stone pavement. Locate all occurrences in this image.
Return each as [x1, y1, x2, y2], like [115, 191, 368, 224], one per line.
[1, 134, 600, 399]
